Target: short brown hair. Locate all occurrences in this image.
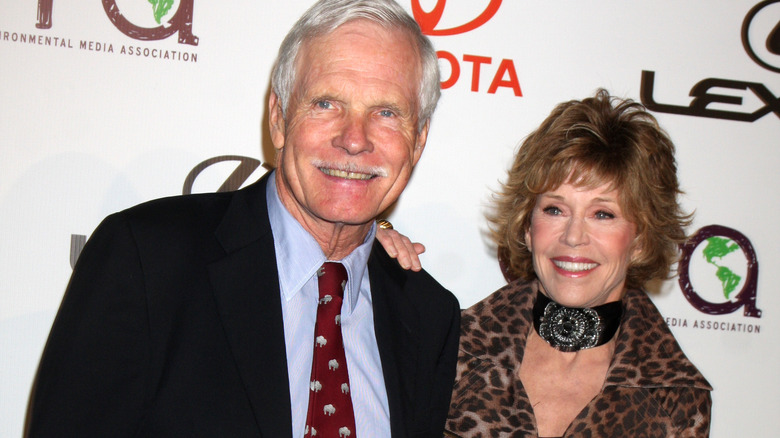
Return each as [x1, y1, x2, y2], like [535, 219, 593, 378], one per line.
[490, 89, 691, 289]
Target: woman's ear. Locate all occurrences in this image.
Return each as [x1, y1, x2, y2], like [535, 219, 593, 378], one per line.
[524, 227, 532, 253]
[629, 235, 643, 264]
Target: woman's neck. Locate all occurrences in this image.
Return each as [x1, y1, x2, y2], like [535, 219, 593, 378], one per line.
[518, 328, 617, 437]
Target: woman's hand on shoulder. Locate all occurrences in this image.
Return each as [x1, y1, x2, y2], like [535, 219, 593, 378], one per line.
[376, 226, 425, 271]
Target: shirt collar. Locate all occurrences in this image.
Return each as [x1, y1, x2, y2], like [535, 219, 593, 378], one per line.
[266, 171, 376, 313]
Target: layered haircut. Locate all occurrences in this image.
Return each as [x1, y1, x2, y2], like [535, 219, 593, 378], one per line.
[490, 89, 692, 289]
[270, 0, 440, 132]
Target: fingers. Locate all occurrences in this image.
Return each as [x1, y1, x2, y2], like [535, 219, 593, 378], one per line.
[397, 233, 423, 272]
[376, 227, 399, 257]
[375, 227, 426, 271]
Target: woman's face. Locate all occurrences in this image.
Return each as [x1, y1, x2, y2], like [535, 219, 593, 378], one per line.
[525, 182, 638, 308]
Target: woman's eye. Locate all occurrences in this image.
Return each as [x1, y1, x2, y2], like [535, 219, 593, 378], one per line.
[594, 210, 615, 220]
[542, 206, 562, 216]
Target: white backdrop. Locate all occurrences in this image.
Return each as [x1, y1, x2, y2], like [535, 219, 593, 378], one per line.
[2, 1, 778, 436]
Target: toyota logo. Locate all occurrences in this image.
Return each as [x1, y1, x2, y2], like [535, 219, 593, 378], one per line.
[412, 0, 502, 36]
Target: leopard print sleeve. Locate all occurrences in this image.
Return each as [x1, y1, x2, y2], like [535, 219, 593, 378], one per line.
[653, 386, 712, 437]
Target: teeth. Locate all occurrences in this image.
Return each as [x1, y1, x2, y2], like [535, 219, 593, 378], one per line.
[320, 168, 375, 180]
[553, 260, 598, 272]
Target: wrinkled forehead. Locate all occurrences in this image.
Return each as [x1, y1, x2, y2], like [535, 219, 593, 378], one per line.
[293, 20, 423, 105]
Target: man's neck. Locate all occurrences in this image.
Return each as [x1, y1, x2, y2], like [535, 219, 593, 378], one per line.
[300, 216, 373, 260]
[274, 181, 372, 260]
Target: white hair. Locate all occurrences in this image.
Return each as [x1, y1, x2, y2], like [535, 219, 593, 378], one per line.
[270, 0, 440, 132]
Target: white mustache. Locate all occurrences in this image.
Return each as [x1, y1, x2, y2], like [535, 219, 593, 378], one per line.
[312, 160, 388, 178]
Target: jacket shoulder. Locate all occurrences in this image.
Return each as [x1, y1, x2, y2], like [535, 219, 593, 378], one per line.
[118, 191, 234, 229]
[369, 241, 459, 308]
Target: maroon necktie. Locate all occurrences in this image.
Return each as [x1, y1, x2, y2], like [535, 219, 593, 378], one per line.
[304, 262, 356, 437]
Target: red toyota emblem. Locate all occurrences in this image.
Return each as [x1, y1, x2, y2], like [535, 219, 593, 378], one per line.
[412, 0, 502, 36]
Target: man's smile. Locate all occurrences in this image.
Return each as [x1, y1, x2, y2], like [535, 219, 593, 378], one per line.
[314, 160, 387, 181]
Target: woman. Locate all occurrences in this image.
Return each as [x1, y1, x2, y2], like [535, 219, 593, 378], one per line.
[379, 89, 712, 437]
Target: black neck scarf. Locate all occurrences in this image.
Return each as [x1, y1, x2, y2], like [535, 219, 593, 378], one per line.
[532, 291, 623, 352]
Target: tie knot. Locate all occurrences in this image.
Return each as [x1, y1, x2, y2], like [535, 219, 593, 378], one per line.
[317, 262, 348, 299]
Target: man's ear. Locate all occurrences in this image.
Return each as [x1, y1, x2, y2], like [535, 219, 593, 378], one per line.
[412, 119, 430, 166]
[268, 91, 286, 151]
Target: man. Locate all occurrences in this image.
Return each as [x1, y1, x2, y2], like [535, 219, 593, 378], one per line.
[27, 0, 460, 437]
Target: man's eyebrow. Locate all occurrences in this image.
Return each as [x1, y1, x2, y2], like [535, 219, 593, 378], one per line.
[377, 102, 403, 112]
[308, 93, 340, 104]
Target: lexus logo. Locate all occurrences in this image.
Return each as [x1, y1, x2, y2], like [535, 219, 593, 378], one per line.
[742, 0, 780, 73]
[72, 155, 270, 267]
[412, 0, 502, 36]
[182, 155, 270, 195]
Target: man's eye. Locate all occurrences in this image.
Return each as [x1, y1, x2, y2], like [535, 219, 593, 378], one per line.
[379, 109, 395, 117]
[594, 210, 615, 220]
[542, 206, 561, 216]
[316, 101, 332, 110]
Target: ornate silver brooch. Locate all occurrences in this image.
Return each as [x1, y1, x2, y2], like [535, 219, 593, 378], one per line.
[533, 291, 623, 352]
[538, 302, 601, 352]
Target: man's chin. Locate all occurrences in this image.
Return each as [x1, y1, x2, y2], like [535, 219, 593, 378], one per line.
[320, 215, 377, 228]
[319, 208, 385, 228]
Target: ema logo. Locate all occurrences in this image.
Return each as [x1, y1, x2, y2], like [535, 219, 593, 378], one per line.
[414, 1, 522, 97]
[412, 0, 502, 36]
[640, 0, 779, 122]
[678, 225, 761, 318]
[36, 0, 198, 45]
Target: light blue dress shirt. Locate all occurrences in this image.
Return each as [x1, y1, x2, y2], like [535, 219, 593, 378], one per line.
[266, 172, 390, 438]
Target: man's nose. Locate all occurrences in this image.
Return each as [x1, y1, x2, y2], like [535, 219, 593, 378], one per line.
[334, 113, 373, 154]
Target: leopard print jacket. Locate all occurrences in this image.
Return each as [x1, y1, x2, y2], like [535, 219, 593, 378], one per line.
[445, 280, 712, 438]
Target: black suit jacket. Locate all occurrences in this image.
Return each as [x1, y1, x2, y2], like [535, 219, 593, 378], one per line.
[28, 175, 460, 437]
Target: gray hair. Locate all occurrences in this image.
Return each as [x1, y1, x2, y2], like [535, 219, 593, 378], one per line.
[270, 0, 440, 132]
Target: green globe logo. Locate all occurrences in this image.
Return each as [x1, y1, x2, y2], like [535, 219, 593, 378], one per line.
[679, 225, 761, 317]
[149, 0, 175, 25]
[701, 236, 745, 301]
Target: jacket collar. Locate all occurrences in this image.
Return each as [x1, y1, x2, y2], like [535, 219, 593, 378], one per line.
[208, 174, 294, 437]
[606, 289, 712, 390]
[460, 280, 712, 391]
[368, 242, 420, 436]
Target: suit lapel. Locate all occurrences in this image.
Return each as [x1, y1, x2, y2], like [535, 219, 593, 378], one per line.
[208, 176, 293, 437]
[206, 176, 422, 436]
[369, 243, 421, 437]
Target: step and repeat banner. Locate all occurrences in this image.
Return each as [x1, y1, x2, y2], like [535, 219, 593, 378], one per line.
[2, 1, 778, 436]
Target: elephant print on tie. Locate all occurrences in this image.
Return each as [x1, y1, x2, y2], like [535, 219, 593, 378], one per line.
[305, 262, 357, 437]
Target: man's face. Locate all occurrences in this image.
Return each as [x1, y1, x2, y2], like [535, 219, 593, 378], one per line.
[270, 20, 428, 232]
